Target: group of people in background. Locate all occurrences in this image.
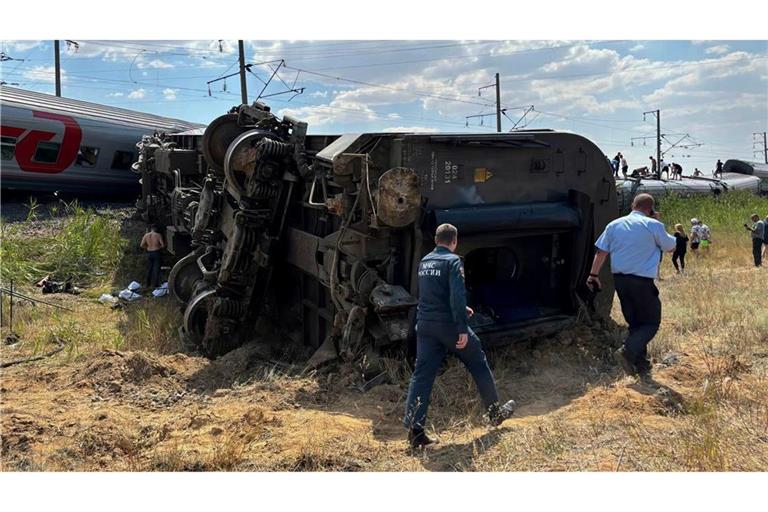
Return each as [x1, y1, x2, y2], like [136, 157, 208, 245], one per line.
[667, 214, 768, 272]
[669, 218, 712, 273]
[610, 152, 628, 178]
[608, 155, 725, 181]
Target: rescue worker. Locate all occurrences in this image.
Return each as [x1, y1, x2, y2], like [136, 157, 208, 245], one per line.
[140, 224, 165, 288]
[403, 223, 515, 449]
[586, 193, 676, 378]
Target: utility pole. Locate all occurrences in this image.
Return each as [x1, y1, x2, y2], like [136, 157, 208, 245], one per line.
[238, 40, 248, 104]
[495, 73, 501, 133]
[467, 74, 504, 131]
[655, 110, 661, 170]
[639, 110, 661, 171]
[754, 132, 768, 164]
[54, 40, 61, 97]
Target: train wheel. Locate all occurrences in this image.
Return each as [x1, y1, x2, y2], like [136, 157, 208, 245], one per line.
[168, 249, 204, 306]
[201, 113, 242, 173]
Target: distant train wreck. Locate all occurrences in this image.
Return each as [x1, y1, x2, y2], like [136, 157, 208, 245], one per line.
[136, 102, 618, 362]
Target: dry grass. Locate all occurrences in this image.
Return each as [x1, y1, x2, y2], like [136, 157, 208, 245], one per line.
[2, 195, 767, 471]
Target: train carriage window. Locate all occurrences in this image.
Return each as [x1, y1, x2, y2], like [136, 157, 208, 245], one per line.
[1, 136, 16, 160]
[33, 141, 61, 163]
[76, 146, 100, 167]
[111, 150, 134, 171]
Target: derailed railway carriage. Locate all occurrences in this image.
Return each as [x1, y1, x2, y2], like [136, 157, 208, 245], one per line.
[136, 102, 618, 363]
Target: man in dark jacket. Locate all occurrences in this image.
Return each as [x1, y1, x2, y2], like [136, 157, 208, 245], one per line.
[403, 223, 515, 449]
[744, 214, 765, 267]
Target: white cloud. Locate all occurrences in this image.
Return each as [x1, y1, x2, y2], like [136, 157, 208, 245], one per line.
[630, 44, 645, 52]
[138, 59, 175, 69]
[1, 40, 44, 53]
[163, 88, 178, 100]
[278, 99, 379, 127]
[310, 90, 328, 98]
[21, 66, 65, 84]
[705, 45, 730, 55]
[128, 88, 146, 99]
[107, 92, 124, 97]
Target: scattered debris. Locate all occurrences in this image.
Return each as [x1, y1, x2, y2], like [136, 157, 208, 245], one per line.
[117, 289, 142, 302]
[98, 294, 119, 304]
[659, 352, 683, 367]
[0, 336, 66, 368]
[358, 371, 390, 393]
[4, 333, 21, 345]
[152, 282, 169, 298]
[37, 276, 80, 295]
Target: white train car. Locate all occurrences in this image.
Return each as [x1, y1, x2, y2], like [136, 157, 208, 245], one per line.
[616, 172, 761, 213]
[724, 159, 768, 193]
[0, 86, 202, 195]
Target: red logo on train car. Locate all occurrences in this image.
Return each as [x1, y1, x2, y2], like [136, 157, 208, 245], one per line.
[0, 111, 83, 174]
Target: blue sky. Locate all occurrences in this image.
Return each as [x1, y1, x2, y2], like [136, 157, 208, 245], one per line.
[1, 39, 766, 173]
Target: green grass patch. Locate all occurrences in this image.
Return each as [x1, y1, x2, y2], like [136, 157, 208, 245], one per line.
[1, 201, 126, 286]
[656, 191, 768, 237]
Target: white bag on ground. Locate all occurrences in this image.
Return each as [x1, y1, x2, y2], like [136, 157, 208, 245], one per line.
[127, 281, 141, 291]
[152, 282, 169, 298]
[118, 289, 142, 301]
[98, 293, 119, 304]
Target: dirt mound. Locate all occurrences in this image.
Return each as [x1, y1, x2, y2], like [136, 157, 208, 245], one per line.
[65, 350, 207, 409]
[77, 351, 177, 384]
[185, 341, 298, 393]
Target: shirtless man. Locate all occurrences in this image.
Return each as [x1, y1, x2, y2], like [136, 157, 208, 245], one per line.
[140, 224, 165, 288]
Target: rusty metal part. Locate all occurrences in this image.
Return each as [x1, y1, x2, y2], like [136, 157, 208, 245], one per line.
[202, 113, 242, 172]
[376, 167, 421, 228]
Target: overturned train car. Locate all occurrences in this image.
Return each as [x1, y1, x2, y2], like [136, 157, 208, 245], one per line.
[136, 102, 618, 361]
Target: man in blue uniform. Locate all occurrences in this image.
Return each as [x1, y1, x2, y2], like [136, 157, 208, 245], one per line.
[587, 193, 676, 378]
[403, 223, 516, 449]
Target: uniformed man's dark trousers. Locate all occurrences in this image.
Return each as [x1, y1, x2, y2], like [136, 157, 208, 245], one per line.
[752, 238, 763, 267]
[613, 274, 661, 372]
[403, 321, 499, 430]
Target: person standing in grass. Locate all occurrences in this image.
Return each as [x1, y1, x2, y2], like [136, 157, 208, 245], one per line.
[689, 218, 711, 256]
[699, 220, 712, 253]
[403, 223, 516, 449]
[763, 215, 768, 262]
[744, 214, 765, 267]
[671, 224, 689, 273]
[586, 193, 676, 378]
[140, 224, 165, 288]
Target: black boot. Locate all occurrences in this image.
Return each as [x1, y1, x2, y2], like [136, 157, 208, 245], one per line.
[487, 399, 516, 426]
[408, 428, 436, 449]
[613, 347, 638, 376]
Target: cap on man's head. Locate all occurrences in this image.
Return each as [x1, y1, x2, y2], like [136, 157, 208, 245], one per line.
[691, 218, 699, 225]
[751, 213, 760, 221]
[435, 223, 458, 245]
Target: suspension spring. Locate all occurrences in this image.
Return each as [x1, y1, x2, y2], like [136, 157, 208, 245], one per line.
[249, 181, 279, 201]
[256, 138, 292, 160]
